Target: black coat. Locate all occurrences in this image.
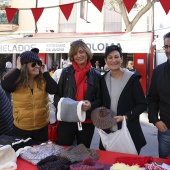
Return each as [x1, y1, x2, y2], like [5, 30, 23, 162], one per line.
[54, 65, 102, 118]
[101, 71, 147, 153]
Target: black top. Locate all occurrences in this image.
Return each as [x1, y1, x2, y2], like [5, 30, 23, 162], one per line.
[1, 68, 58, 94]
[101, 71, 147, 153]
[147, 60, 170, 128]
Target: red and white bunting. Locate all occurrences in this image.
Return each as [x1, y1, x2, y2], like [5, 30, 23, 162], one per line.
[5, 7, 18, 23]
[90, 0, 104, 12]
[59, 3, 74, 20]
[4, 0, 170, 24]
[159, 0, 170, 14]
[123, 0, 137, 13]
[31, 8, 44, 22]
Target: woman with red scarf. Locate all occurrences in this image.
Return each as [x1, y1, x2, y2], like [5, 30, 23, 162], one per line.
[54, 40, 102, 148]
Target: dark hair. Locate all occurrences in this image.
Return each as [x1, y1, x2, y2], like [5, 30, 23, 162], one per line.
[104, 44, 122, 58]
[163, 32, 170, 40]
[68, 39, 93, 62]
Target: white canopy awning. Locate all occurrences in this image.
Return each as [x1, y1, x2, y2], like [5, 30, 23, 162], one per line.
[0, 32, 153, 54]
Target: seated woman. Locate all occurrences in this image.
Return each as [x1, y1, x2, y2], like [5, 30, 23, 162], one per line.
[0, 85, 13, 135]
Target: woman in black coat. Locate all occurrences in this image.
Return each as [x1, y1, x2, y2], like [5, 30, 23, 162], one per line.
[99, 45, 147, 154]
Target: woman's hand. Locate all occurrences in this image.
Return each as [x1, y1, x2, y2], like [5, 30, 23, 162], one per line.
[82, 100, 91, 111]
[115, 115, 128, 123]
[17, 57, 21, 70]
[41, 64, 48, 73]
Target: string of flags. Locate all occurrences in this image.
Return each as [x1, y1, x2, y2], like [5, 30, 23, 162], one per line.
[4, 0, 170, 23]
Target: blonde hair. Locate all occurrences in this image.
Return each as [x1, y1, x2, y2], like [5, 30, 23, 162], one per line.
[68, 39, 93, 62]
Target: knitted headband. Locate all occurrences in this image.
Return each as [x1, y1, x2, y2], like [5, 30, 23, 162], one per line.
[20, 51, 41, 65]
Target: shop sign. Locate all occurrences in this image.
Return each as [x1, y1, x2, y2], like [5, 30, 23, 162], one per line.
[0, 40, 151, 53]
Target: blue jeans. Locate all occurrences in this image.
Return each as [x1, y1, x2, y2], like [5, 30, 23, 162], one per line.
[158, 129, 170, 158]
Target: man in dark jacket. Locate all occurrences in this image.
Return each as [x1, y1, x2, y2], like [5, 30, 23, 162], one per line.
[147, 32, 170, 158]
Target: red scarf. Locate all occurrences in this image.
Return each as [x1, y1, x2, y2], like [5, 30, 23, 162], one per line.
[72, 61, 91, 101]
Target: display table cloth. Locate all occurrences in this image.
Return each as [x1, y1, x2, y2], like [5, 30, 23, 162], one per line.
[16, 150, 169, 170]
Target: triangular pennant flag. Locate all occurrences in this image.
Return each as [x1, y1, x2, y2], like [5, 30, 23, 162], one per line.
[31, 8, 44, 22]
[159, 0, 170, 15]
[59, 3, 74, 20]
[123, 0, 137, 13]
[91, 0, 104, 12]
[5, 8, 18, 23]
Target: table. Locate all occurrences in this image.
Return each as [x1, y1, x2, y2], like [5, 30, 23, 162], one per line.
[16, 150, 169, 170]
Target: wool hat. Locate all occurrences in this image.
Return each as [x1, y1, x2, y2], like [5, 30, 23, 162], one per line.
[37, 155, 71, 170]
[0, 145, 17, 170]
[60, 144, 99, 163]
[31, 48, 39, 54]
[20, 51, 42, 65]
[70, 156, 111, 170]
[105, 44, 122, 58]
[91, 107, 117, 129]
[57, 97, 86, 122]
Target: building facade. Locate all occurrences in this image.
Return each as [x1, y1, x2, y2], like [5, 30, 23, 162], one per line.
[0, 0, 154, 93]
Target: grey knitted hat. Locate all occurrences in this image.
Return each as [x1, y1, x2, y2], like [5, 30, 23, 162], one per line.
[57, 97, 86, 122]
[60, 144, 99, 163]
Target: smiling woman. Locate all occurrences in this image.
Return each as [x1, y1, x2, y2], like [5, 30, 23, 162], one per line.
[1, 50, 58, 143]
[54, 39, 102, 148]
[99, 44, 147, 154]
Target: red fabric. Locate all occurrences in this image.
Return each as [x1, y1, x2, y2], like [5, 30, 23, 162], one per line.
[31, 8, 44, 22]
[159, 0, 170, 14]
[48, 121, 58, 143]
[91, 0, 104, 12]
[168, 155, 170, 165]
[5, 8, 18, 23]
[123, 0, 137, 13]
[72, 61, 91, 101]
[59, 3, 74, 20]
[83, 118, 92, 123]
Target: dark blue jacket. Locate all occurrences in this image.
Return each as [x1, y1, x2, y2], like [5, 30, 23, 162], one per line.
[0, 85, 13, 135]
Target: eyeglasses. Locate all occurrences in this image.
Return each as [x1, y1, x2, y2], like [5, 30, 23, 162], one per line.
[31, 60, 42, 68]
[162, 45, 170, 50]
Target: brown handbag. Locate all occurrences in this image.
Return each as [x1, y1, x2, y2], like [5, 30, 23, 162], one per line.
[48, 121, 58, 143]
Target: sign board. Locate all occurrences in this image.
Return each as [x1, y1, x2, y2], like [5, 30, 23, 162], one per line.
[0, 33, 152, 54]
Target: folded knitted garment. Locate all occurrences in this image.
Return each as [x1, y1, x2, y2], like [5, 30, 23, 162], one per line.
[70, 156, 111, 170]
[0, 135, 39, 152]
[60, 144, 99, 163]
[37, 155, 71, 170]
[19, 142, 64, 165]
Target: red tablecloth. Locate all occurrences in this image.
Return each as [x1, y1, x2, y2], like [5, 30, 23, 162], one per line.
[16, 150, 169, 170]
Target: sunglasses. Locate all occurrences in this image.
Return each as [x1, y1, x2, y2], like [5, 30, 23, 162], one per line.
[31, 60, 42, 68]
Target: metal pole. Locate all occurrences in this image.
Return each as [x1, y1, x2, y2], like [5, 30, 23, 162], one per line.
[35, 0, 38, 33]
